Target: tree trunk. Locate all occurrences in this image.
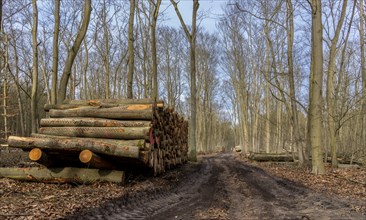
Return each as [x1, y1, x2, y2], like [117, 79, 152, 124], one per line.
[359, 0, 366, 154]
[38, 127, 150, 140]
[0, 167, 124, 184]
[286, 0, 307, 166]
[151, 0, 162, 100]
[326, 0, 348, 168]
[48, 107, 153, 120]
[83, 40, 89, 100]
[249, 152, 294, 162]
[127, 0, 135, 99]
[57, 0, 92, 103]
[64, 98, 163, 105]
[103, 0, 110, 99]
[31, 0, 39, 133]
[11, 40, 25, 136]
[309, 0, 325, 175]
[8, 136, 141, 159]
[40, 118, 151, 128]
[79, 149, 116, 170]
[264, 24, 271, 153]
[44, 102, 163, 111]
[2, 35, 8, 139]
[51, 0, 60, 105]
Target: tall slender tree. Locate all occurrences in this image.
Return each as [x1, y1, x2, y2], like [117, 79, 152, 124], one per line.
[325, 0, 348, 168]
[57, 0, 92, 103]
[170, 0, 199, 161]
[286, 0, 307, 166]
[360, 0, 366, 153]
[51, 0, 60, 105]
[127, 0, 135, 98]
[309, 0, 325, 174]
[151, 0, 162, 100]
[31, 0, 39, 133]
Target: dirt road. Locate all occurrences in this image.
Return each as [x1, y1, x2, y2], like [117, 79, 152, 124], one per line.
[65, 154, 364, 220]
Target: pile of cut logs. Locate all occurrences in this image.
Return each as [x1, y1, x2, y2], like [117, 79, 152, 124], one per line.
[6, 99, 188, 183]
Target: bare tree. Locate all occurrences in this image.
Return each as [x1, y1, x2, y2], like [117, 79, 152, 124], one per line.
[325, 0, 348, 168]
[170, 0, 199, 161]
[57, 0, 91, 103]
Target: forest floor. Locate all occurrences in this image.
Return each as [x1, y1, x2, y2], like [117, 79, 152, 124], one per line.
[0, 151, 365, 219]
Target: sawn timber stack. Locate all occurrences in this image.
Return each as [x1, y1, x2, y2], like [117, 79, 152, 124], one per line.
[7, 99, 188, 179]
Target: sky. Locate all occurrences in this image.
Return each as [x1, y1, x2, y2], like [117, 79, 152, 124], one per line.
[159, 0, 228, 33]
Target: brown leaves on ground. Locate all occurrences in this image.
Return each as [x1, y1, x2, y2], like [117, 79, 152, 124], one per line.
[0, 167, 183, 220]
[251, 161, 366, 213]
[0, 179, 125, 219]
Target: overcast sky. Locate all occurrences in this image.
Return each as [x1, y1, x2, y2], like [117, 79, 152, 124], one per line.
[160, 0, 228, 33]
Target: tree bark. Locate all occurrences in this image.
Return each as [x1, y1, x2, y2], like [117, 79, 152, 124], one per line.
[44, 102, 163, 111]
[359, 0, 366, 154]
[64, 98, 164, 105]
[103, 0, 110, 99]
[127, 0, 135, 98]
[170, 0, 199, 162]
[38, 127, 150, 140]
[40, 118, 151, 127]
[286, 0, 307, 166]
[57, 0, 92, 103]
[151, 0, 162, 100]
[326, 0, 348, 168]
[249, 152, 294, 162]
[49, 107, 153, 120]
[0, 167, 124, 184]
[309, 0, 325, 174]
[264, 24, 271, 153]
[2, 35, 8, 139]
[51, 0, 60, 105]
[31, 0, 39, 133]
[8, 136, 141, 159]
[10, 38, 25, 136]
[79, 149, 116, 169]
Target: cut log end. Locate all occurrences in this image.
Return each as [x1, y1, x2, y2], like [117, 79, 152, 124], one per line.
[79, 149, 93, 163]
[79, 149, 116, 170]
[29, 148, 43, 161]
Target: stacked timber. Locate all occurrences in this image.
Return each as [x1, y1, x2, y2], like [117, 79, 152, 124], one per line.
[7, 99, 188, 178]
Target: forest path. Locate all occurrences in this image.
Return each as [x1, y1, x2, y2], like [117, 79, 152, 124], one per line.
[66, 154, 364, 220]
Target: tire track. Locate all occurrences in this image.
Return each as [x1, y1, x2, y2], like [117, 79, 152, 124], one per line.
[63, 154, 365, 220]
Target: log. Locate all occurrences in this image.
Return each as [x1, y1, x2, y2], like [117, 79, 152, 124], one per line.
[31, 133, 152, 151]
[8, 136, 140, 159]
[248, 152, 294, 162]
[38, 127, 150, 140]
[79, 150, 116, 170]
[40, 118, 151, 127]
[0, 167, 124, 184]
[63, 99, 164, 105]
[29, 148, 51, 166]
[49, 107, 153, 120]
[45, 103, 164, 111]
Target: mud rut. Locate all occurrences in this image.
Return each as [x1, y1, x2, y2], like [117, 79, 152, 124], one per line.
[64, 154, 364, 220]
